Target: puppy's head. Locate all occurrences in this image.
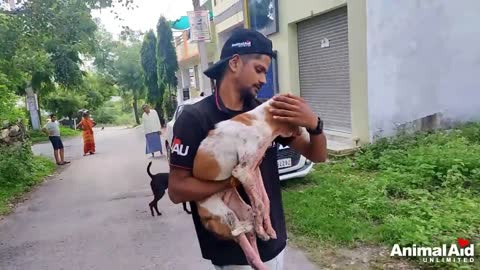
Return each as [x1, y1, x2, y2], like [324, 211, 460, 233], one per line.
[276, 123, 302, 138]
[264, 105, 303, 138]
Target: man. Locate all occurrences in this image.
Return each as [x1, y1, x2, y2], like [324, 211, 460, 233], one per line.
[42, 114, 70, 165]
[168, 29, 327, 269]
[142, 104, 163, 157]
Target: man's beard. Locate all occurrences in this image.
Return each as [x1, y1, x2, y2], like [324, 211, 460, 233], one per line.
[239, 86, 257, 101]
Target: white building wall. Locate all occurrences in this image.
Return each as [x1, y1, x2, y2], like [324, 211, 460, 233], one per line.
[367, 0, 480, 138]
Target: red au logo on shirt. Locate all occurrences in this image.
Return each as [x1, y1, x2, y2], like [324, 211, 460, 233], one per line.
[171, 137, 189, 156]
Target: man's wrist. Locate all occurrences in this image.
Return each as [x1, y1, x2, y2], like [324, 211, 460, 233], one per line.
[307, 117, 318, 130]
[307, 117, 323, 135]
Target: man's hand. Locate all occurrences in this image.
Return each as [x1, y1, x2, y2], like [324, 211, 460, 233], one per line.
[269, 93, 318, 130]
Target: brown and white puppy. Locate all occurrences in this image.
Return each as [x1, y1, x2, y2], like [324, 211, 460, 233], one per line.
[192, 98, 308, 270]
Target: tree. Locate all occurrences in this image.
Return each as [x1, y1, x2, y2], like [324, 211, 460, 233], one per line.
[92, 22, 119, 80]
[156, 16, 179, 125]
[13, 0, 98, 89]
[81, 73, 117, 111]
[42, 90, 87, 120]
[162, 88, 176, 121]
[114, 42, 146, 125]
[0, 84, 25, 123]
[0, 0, 100, 127]
[141, 30, 161, 112]
[1, 0, 147, 128]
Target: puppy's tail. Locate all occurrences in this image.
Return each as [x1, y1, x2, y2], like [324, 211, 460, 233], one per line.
[147, 161, 154, 178]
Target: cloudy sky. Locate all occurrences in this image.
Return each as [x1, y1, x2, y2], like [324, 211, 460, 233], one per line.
[91, 0, 193, 36]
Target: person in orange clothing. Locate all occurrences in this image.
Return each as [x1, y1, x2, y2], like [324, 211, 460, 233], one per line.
[76, 111, 96, 156]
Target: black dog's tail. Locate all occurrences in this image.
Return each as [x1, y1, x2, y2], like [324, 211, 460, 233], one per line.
[148, 161, 191, 215]
[147, 161, 154, 178]
[183, 202, 192, 214]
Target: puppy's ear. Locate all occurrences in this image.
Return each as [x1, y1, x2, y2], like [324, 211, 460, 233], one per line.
[290, 126, 302, 137]
[296, 127, 303, 137]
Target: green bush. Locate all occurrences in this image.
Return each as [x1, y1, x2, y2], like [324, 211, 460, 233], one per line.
[92, 100, 135, 126]
[283, 123, 480, 269]
[0, 88, 26, 123]
[0, 143, 55, 214]
[94, 107, 116, 124]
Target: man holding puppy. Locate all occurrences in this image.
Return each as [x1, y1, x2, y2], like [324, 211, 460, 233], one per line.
[168, 28, 327, 269]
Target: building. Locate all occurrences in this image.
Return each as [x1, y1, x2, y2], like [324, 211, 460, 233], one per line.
[213, 0, 278, 99]
[210, 0, 480, 152]
[173, 0, 218, 104]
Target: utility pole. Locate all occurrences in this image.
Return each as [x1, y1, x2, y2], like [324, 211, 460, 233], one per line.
[192, 0, 212, 95]
[25, 86, 41, 130]
[242, 0, 250, 28]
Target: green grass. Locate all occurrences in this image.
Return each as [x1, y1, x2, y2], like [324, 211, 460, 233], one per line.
[282, 123, 480, 269]
[29, 126, 81, 143]
[0, 155, 55, 215]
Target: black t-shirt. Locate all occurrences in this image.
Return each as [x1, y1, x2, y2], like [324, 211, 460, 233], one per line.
[169, 92, 293, 266]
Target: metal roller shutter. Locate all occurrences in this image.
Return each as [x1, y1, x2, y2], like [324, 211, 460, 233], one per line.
[297, 6, 351, 133]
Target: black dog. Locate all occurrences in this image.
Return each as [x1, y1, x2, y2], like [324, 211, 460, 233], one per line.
[147, 162, 191, 216]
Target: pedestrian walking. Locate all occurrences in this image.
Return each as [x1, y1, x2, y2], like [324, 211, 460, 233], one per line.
[142, 104, 163, 157]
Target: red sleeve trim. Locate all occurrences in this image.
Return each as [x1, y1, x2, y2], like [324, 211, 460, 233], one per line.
[169, 163, 193, 170]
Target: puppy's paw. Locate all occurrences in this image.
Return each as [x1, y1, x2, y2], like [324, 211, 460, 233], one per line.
[265, 227, 276, 240]
[257, 232, 270, 241]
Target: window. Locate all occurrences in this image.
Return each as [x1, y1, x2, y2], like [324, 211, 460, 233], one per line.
[182, 88, 190, 101]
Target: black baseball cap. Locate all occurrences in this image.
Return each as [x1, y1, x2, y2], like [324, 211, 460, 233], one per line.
[204, 28, 274, 80]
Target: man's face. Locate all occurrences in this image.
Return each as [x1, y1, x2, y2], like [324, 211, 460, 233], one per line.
[51, 116, 57, 122]
[143, 106, 150, 113]
[234, 54, 271, 99]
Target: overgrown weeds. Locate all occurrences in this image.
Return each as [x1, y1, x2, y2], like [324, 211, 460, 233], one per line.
[0, 143, 55, 215]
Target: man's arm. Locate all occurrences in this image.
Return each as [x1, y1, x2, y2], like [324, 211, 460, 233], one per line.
[41, 126, 49, 136]
[42, 123, 53, 136]
[289, 132, 327, 162]
[168, 167, 231, 204]
[270, 93, 327, 163]
[168, 109, 232, 204]
[76, 120, 82, 130]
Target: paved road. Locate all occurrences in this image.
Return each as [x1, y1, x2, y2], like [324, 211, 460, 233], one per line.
[0, 127, 318, 270]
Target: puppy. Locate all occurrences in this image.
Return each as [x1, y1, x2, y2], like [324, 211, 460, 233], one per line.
[192, 98, 306, 270]
[147, 162, 191, 216]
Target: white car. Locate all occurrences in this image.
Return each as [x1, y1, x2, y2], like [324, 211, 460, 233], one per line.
[165, 97, 313, 180]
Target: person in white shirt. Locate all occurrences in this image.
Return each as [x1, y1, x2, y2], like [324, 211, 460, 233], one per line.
[142, 104, 163, 157]
[42, 114, 70, 165]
